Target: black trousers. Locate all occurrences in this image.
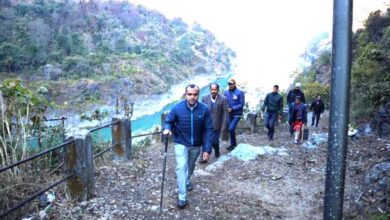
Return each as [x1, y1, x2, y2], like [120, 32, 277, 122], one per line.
[311, 112, 321, 127]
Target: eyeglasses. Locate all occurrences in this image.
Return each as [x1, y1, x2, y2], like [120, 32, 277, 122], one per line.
[186, 93, 198, 96]
[228, 83, 234, 85]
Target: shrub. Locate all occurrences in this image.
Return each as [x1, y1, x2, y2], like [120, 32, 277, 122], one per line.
[63, 56, 92, 78]
[302, 82, 330, 106]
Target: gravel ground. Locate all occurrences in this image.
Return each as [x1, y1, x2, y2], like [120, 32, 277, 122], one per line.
[47, 112, 390, 219]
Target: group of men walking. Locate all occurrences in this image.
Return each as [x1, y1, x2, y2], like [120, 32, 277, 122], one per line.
[163, 78, 245, 209]
[163, 79, 325, 209]
[261, 82, 325, 144]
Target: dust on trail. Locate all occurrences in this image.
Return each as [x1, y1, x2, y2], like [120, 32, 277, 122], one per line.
[50, 112, 389, 219]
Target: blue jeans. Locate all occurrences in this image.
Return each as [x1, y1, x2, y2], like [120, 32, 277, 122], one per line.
[228, 115, 241, 147]
[174, 144, 201, 201]
[265, 112, 277, 140]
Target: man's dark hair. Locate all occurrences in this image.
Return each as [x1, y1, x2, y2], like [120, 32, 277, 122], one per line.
[273, 85, 279, 90]
[185, 84, 200, 94]
[209, 83, 220, 90]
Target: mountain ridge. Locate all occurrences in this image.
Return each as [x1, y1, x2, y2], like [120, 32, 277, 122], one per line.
[0, 0, 235, 114]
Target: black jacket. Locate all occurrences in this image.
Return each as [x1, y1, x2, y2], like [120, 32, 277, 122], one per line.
[287, 89, 306, 105]
[310, 99, 325, 113]
[261, 92, 283, 114]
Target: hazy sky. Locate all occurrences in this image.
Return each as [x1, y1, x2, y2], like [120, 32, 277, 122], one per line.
[130, 0, 388, 93]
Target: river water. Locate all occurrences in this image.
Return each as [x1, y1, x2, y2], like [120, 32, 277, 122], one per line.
[89, 75, 231, 143]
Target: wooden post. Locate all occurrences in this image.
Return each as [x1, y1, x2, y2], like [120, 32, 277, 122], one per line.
[111, 118, 132, 161]
[123, 119, 132, 160]
[247, 112, 258, 133]
[64, 133, 94, 201]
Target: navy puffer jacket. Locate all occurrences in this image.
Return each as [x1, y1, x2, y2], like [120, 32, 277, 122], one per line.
[164, 100, 213, 153]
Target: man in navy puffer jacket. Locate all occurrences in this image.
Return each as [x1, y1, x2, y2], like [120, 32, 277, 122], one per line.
[164, 84, 213, 209]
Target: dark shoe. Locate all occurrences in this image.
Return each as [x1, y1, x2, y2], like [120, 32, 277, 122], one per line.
[186, 182, 193, 191]
[213, 145, 220, 158]
[227, 145, 236, 151]
[177, 199, 187, 209]
[199, 158, 208, 163]
[215, 149, 220, 158]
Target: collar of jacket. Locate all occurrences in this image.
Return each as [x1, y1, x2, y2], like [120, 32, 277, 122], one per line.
[186, 101, 198, 110]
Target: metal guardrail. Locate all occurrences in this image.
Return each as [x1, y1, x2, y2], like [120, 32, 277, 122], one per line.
[93, 142, 118, 159]
[0, 139, 75, 174]
[0, 172, 75, 218]
[1, 119, 161, 218]
[0, 120, 119, 174]
[93, 131, 162, 158]
[89, 120, 119, 132]
[132, 131, 161, 138]
[45, 117, 67, 122]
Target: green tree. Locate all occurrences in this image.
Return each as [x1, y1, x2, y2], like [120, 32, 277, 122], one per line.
[0, 43, 22, 72]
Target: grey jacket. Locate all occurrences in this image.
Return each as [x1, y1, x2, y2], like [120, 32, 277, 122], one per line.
[201, 94, 228, 131]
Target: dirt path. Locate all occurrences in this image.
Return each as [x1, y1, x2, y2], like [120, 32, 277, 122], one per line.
[50, 112, 390, 219]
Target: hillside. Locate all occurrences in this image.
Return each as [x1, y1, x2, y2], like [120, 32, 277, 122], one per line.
[294, 8, 390, 137]
[0, 0, 235, 113]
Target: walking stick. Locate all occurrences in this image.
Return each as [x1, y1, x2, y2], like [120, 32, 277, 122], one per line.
[160, 135, 169, 214]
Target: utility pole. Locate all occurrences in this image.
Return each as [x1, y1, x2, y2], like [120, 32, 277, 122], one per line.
[323, 0, 353, 219]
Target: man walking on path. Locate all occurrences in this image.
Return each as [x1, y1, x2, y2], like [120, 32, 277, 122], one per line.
[286, 82, 306, 135]
[309, 95, 325, 127]
[288, 96, 308, 144]
[224, 78, 245, 151]
[163, 84, 213, 209]
[261, 85, 283, 141]
[201, 83, 228, 160]
[287, 82, 306, 105]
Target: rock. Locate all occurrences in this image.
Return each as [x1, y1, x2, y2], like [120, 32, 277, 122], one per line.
[362, 160, 390, 212]
[372, 102, 390, 137]
[80, 201, 88, 209]
[39, 210, 47, 219]
[151, 205, 159, 211]
[271, 175, 283, 180]
[364, 161, 390, 185]
[194, 169, 213, 176]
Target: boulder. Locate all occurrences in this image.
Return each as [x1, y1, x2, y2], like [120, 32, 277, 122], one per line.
[363, 160, 390, 212]
[372, 102, 390, 137]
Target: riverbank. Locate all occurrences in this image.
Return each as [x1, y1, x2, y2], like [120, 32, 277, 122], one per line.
[48, 73, 233, 141]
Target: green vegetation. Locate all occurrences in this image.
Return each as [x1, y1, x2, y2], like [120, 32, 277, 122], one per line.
[350, 10, 390, 121]
[0, 79, 64, 166]
[296, 9, 390, 122]
[370, 213, 390, 220]
[293, 66, 331, 105]
[0, 0, 235, 112]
